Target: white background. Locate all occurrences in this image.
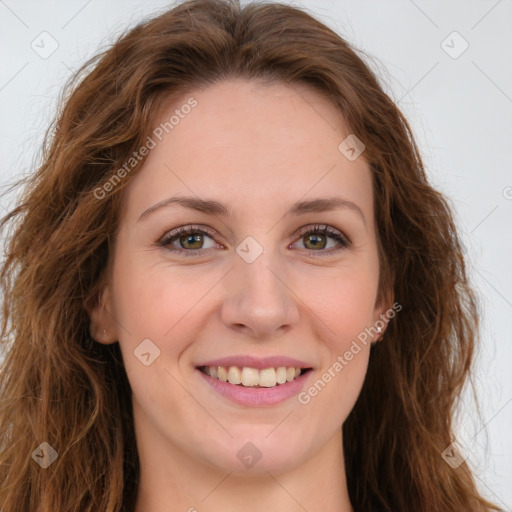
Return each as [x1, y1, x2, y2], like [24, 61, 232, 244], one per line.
[0, 0, 511, 509]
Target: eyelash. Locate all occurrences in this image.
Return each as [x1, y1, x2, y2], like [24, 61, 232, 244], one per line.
[158, 224, 351, 257]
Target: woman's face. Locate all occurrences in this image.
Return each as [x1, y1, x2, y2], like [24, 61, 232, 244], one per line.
[92, 78, 388, 475]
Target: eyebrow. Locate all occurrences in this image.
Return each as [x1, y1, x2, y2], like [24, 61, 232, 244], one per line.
[137, 195, 365, 224]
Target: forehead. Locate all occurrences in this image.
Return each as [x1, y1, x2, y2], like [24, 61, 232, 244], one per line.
[123, 79, 373, 223]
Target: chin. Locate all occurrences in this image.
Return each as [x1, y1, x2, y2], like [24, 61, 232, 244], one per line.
[200, 429, 308, 475]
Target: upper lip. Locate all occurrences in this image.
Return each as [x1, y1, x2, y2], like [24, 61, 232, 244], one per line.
[196, 355, 313, 370]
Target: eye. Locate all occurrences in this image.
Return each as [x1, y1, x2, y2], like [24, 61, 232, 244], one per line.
[292, 224, 350, 254]
[158, 225, 218, 256]
[157, 223, 350, 256]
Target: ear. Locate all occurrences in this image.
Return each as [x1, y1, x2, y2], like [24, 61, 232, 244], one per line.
[84, 286, 118, 345]
[371, 288, 395, 343]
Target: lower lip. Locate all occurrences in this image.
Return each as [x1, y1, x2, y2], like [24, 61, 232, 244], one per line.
[196, 368, 313, 406]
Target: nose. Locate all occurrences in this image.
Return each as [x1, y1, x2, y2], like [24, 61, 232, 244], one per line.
[220, 249, 300, 340]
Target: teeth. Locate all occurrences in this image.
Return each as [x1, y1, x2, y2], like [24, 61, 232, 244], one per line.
[241, 367, 260, 386]
[259, 368, 276, 387]
[227, 366, 242, 385]
[217, 366, 228, 382]
[276, 367, 287, 384]
[202, 365, 307, 387]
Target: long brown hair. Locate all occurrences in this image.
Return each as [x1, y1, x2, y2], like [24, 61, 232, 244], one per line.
[0, 1, 499, 510]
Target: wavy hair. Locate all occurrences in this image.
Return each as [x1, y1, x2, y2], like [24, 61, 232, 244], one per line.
[0, 0, 499, 510]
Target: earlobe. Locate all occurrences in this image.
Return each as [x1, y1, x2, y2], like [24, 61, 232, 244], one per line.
[372, 302, 393, 343]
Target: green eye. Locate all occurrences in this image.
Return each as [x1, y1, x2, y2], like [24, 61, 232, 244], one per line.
[159, 223, 350, 257]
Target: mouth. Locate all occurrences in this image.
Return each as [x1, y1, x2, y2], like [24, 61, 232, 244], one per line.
[196, 365, 313, 388]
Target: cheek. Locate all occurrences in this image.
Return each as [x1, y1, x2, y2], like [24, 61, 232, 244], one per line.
[110, 245, 215, 340]
[301, 264, 379, 343]
[294, 266, 376, 417]
[108, 253, 201, 417]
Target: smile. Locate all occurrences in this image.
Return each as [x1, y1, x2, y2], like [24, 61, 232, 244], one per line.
[198, 365, 312, 388]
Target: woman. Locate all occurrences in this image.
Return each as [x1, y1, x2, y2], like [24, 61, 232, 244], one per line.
[0, 0, 501, 510]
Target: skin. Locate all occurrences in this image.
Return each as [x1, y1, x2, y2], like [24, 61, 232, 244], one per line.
[88, 78, 390, 512]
